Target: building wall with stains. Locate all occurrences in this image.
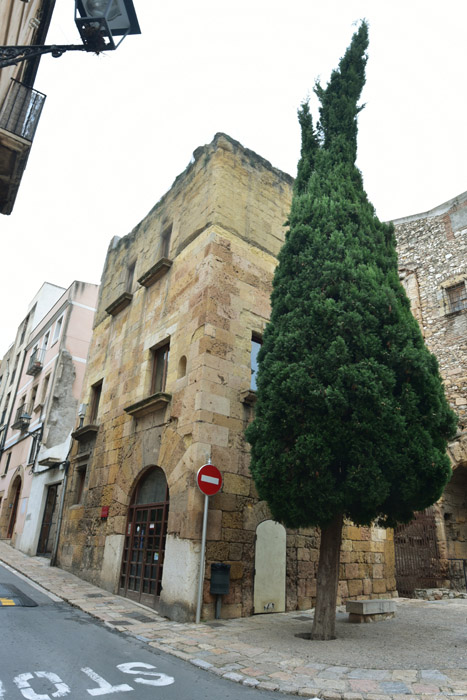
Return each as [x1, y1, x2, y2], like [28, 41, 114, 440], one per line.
[58, 134, 397, 621]
[395, 194, 467, 590]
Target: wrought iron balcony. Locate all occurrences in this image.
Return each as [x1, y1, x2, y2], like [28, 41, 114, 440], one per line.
[11, 403, 32, 431]
[0, 79, 46, 142]
[26, 347, 46, 376]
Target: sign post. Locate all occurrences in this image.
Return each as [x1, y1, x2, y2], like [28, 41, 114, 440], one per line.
[195, 462, 222, 624]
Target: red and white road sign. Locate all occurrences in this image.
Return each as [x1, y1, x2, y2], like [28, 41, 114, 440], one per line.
[196, 464, 222, 496]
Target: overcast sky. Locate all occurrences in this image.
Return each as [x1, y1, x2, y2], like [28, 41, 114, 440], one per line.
[1, 0, 466, 355]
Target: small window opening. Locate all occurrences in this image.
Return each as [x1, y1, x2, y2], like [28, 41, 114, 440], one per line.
[177, 355, 187, 379]
[446, 282, 467, 314]
[161, 225, 172, 259]
[250, 334, 262, 391]
[89, 381, 103, 423]
[151, 343, 170, 394]
[127, 261, 136, 293]
[75, 465, 87, 505]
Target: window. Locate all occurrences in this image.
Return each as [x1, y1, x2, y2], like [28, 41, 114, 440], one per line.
[31, 385, 38, 411]
[52, 316, 63, 344]
[127, 261, 136, 293]
[74, 465, 87, 505]
[250, 334, 262, 391]
[41, 374, 51, 406]
[89, 381, 103, 423]
[28, 433, 39, 465]
[43, 331, 50, 349]
[10, 354, 19, 385]
[161, 224, 172, 259]
[151, 343, 170, 394]
[446, 282, 467, 314]
[3, 452, 11, 475]
[20, 314, 29, 345]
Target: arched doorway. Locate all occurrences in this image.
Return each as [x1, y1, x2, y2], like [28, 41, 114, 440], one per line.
[254, 520, 286, 613]
[7, 476, 22, 539]
[394, 506, 443, 596]
[119, 467, 169, 608]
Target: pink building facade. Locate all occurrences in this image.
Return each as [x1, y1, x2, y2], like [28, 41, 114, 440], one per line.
[0, 281, 98, 555]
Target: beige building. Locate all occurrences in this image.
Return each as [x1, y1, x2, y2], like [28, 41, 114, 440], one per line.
[0, 0, 56, 214]
[57, 133, 397, 621]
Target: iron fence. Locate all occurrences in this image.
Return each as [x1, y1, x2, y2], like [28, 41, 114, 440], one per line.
[0, 79, 46, 142]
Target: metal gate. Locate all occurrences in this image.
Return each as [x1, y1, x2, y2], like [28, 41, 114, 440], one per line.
[394, 507, 442, 597]
[119, 468, 169, 608]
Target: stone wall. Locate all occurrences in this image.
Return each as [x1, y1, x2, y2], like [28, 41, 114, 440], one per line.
[394, 192, 467, 589]
[58, 134, 401, 619]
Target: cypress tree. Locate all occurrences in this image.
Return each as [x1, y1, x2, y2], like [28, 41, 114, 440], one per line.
[245, 22, 457, 640]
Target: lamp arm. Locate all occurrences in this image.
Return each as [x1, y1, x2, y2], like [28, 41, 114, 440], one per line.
[0, 43, 101, 69]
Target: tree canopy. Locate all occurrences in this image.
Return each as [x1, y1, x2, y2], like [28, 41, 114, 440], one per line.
[246, 21, 457, 533]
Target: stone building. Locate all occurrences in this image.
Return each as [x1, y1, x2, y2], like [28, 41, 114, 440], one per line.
[57, 133, 396, 621]
[0, 281, 98, 556]
[394, 194, 467, 594]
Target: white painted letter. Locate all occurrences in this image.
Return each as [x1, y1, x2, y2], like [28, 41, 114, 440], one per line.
[81, 667, 133, 696]
[35, 673, 70, 698]
[0, 680, 5, 699]
[13, 671, 69, 700]
[117, 662, 175, 687]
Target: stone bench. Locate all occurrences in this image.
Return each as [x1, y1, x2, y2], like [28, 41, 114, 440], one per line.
[346, 599, 396, 623]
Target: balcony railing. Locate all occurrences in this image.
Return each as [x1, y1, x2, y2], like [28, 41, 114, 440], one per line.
[0, 79, 46, 142]
[26, 347, 46, 376]
[11, 403, 32, 431]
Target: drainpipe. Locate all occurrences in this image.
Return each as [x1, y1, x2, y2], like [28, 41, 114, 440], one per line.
[50, 459, 69, 567]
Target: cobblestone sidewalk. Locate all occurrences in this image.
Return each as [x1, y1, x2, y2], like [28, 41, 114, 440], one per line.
[0, 541, 466, 700]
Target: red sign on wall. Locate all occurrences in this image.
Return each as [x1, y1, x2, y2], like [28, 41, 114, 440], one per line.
[196, 464, 222, 496]
[101, 506, 109, 519]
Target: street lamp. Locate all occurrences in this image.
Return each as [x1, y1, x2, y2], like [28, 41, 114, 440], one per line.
[0, 0, 141, 69]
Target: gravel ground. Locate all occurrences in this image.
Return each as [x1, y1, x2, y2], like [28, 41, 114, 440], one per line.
[234, 598, 467, 670]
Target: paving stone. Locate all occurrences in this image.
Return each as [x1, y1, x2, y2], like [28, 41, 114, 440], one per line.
[348, 670, 391, 681]
[222, 672, 244, 682]
[257, 681, 280, 691]
[380, 681, 411, 694]
[297, 689, 320, 698]
[420, 670, 449, 682]
[321, 692, 344, 700]
[242, 678, 260, 687]
[190, 658, 213, 670]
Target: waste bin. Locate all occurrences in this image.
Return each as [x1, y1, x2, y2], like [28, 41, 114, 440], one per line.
[210, 563, 231, 595]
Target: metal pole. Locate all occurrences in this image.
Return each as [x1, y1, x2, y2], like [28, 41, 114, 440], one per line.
[195, 494, 209, 624]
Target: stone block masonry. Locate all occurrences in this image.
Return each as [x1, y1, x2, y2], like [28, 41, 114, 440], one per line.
[57, 134, 465, 620]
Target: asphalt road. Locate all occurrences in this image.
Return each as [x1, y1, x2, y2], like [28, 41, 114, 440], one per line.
[0, 564, 292, 700]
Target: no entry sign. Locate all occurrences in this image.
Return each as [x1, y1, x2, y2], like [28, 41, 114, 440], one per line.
[196, 464, 222, 496]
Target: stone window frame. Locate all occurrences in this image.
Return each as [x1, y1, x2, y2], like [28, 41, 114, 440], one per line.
[441, 277, 467, 316]
[150, 340, 170, 395]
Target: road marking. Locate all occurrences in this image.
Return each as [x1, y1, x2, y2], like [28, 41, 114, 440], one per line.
[14, 671, 71, 699]
[0, 598, 15, 606]
[200, 475, 219, 485]
[81, 668, 132, 696]
[0, 562, 62, 602]
[117, 663, 174, 687]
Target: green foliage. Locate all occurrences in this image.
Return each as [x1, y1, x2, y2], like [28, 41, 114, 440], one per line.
[246, 22, 457, 531]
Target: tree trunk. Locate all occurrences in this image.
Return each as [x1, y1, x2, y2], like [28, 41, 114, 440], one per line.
[311, 512, 344, 640]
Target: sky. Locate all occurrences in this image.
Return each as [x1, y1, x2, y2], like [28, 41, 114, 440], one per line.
[1, 0, 466, 355]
